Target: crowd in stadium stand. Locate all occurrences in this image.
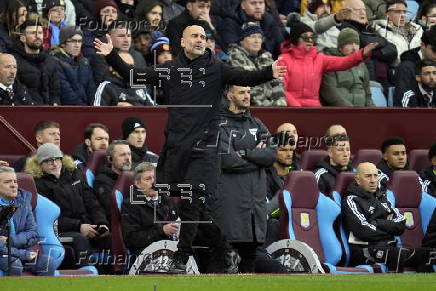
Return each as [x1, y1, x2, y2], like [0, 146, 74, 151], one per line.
[0, 0, 436, 276]
[0, 0, 435, 107]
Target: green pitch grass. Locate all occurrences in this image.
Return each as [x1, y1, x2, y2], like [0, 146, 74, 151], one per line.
[2, 274, 436, 291]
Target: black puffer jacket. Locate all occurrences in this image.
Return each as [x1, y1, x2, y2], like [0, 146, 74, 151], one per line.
[25, 155, 108, 233]
[130, 145, 159, 168]
[342, 182, 406, 247]
[313, 156, 354, 195]
[121, 186, 178, 254]
[212, 107, 276, 243]
[94, 164, 120, 222]
[9, 42, 60, 105]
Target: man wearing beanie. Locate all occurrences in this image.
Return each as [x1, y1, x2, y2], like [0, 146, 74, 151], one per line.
[52, 26, 96, 105]
[320, 28, 374, 106]
[151, 37, 173, 64]
[420, 143, 436, 197]
[24, 143, 111, 269]
[95, 23, 286, 273]
[228, 23, 286, 106]
[218, 0, 286, 57]
[121, 117, 159, 168]
[279, 20, 377, 107]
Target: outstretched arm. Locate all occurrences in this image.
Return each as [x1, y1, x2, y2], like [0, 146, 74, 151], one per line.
[222, 60, 286, 86]
[94, 35, 159, 85]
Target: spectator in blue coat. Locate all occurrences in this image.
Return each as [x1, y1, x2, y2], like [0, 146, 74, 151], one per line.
[0, 166, 56, 276]
[52, 26, 96, 105]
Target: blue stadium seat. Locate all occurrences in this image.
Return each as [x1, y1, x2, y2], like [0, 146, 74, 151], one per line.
[278, 171, 379, 273]
[370, 81, 387, 107]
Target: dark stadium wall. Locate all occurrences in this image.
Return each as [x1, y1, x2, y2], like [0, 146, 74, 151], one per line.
[0, 107, 434, 155]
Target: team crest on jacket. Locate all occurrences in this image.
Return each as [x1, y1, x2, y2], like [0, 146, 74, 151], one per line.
[368, 206, 375, 214]
[249, 128, 258, 141]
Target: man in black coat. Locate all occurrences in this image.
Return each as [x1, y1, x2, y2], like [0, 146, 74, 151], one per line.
[377, 136, 408, 192]
[71, 123, 110, 170]
[8, 19, 60, 105]
[0, 53, 33, 105]
[343, 162, 433, 272]
[314, 135, 353, 196]
[94, 23, 285, 273]
[121, 117, 159, 168]
[94, 140, 132, 222]
[213, 85, 276, 272]
[394, 26, 436, 107]
[401, 60, 436, 108]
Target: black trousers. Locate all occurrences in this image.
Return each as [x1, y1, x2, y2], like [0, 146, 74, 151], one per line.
[350, 245, 436, 272]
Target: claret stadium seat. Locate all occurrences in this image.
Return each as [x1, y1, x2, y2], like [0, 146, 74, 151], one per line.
[351, 149, 382, 169]
[300, 150, 328, 171]
[408, 149, 430, 173]
[84, 150, 107, 187]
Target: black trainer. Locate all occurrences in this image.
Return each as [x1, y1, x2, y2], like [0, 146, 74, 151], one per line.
[168, 254, 188, 274]
[224, 250, 241, 274]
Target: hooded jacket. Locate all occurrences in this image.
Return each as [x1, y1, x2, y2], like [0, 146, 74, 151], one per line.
[52, 47, 96, 105]
[0, 189, 38, 261]
[212, 107, 276, 243]
[9, 41, 60, 105]
[227, 44, 286, 106]
[313, 156, 354, 195]
[25, 155, 108, 232]
[320, 47, 373, 107]
[342, 182, 406, 246]
[105, 47, 275, 195]
[279, 41, 366, 107]
[300, 12, 340, 51]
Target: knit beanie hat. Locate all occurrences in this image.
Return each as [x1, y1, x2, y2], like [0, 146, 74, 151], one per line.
[288, 21, 313, 45]
[59, 26, 83, 44]
[96, 0, 118, 16]
[151, 37, 171, 56]
[337, 28, 360, 48]
[43, 0, 66, 17]
[240, 23, 263, 41]
[37, 143, 63, 164]
[308, 0, 331, 14]
[122, 117, 146, 139]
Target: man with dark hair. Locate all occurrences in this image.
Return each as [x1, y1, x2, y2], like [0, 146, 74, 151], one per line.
[373, 0, 423, 65]
[121, 117, 159, 168]
[400, 60, 436, 107]
[314, 135, 353, 195]
[8, 19, 60, 105]
[94, 140, 132, 221]
[95, 23, 285, 274]
[342, 162, 434, 272]
[394, 26, 436, 106]
[421, 143, 436, 197]
[166, 0, 220, 56]
[0, 53, 33, 105]
[214, 85, 276, 272]
[71, 123, 110, 170]
[377, 136, 408, 191]
[13, 120, 61, 172]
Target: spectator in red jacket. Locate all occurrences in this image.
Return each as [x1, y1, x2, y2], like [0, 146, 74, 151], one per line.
[279, 21, 377, 107]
